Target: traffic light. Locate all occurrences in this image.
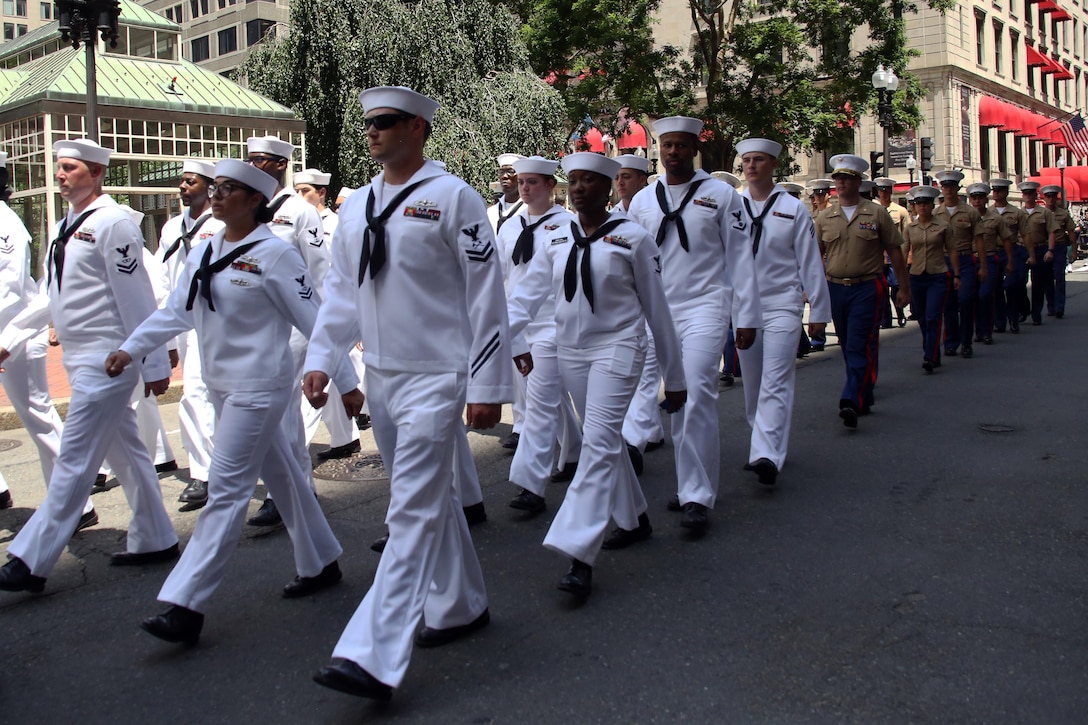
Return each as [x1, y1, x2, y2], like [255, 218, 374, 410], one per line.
[869, 151, 884, 179]
[920, 137, 935, 173]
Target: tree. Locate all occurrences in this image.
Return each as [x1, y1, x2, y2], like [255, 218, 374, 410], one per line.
[239, 0, 568, 195]
[687, 0, 955, 174]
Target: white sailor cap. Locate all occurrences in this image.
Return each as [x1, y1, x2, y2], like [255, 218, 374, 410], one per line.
[989, 178, 1014, 190]
[860, 179, 875, 194]
[116, 203, 145, 225]
[735, 138, 782, 159]
[966, 182, 991, 196]
[935, 169, 965, 185]
[1018, 181, 1041, 192]
[359, 86, 439, 124]
[55, 139, 112, 167]
[337, 187, 355, 200]
[0, 151, 7, 168]
[214, 158, 278, 201]
[829, 154, 868, 178]
[615, 154, 650, 174]
[496, 153, 526, 168]
[909, 185, 940, 201]
[711, 170, 742, 189]
[295, 168, 332, 186]
[561, 152, 621, 179]
[512, 155, 558, 177]
[1041, 184, 1063, 195]
[183, 159, 216, 179]
[873, 177, 896, 189]
[781, 182, 805, 195]
[653, 116, 703, 137]
[246, 135, 294, 160]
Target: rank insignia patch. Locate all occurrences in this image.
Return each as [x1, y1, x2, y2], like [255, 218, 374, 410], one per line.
[653, 254, 662, 273]
[307, 227, 324, 247]
[115, 244, 138, 274]
[0, 235, 12, 254]
[296, 274, 313, 300]
[462, 224, 494, 263]
[730, 210, 747, 231]
[404, 206, 441, 221]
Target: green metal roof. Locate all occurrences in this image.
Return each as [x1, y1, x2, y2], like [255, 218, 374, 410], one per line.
[0, 46, 297, 120]
[0, 68, 27, 105]
[113, 0, 182, 32]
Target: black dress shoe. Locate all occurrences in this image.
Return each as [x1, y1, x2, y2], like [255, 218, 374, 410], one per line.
[752, 458, 778, 486]
[666, 494, 681, 512]
[839, 407, 858, 429]
[354, 413, 371, 431]
[313, 660, 393, 701]
[944, 347, 957, 357]
[961, 346, 973, 359]
[111, 542, 180, 567]
[1010, 321, 1020, 333]
[318, 439, 361, 461]
[550, 461, 578, 483]
[155, 460, 179, 474]
[718, 372, 734, 387]
[983, 336, 993, 345]
[0, 557, 46, 592]
[923, 360, 934, 373]
[91, 473, 108, 494]
[627, 444, 643, 475]
[140, 605, 203, 645]
[0, 489, 11, 509]
[557, 559, 592, 597]
[370, 532, 389, 553]
[509, 488, 545, 514]
[500, 432, 520, 450]
[602, 513, 652, 550]
[247, 498, 282, 526]
[178, 479, 208, 504]
[680, 502, 708, 533]
[462, 501, 487, 526]
[1056, 311, 1064, 319]
[76, 508, 99, 531]
[283, 560, 342, 598]
[645, 438, 665, 452]
[414, 608, 490, 648]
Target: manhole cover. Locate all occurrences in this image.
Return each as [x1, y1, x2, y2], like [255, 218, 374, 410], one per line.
[0, 439, 21, 452]
[978, 424, 1015, 433]
[314, 450, 387, 481]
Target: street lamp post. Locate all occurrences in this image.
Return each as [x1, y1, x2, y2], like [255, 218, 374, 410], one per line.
[905, 154, 917, 185]
[1057, 153, 1067, 207]
[56, 0, 121, 143]
[871, 64, 899, 181]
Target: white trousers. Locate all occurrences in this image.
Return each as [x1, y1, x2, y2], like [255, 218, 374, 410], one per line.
[508, 338, 582, 497]
[177, 330, 216, 482]
[455, 424, 483, 506]
[132, 379, 174, 466]
[737, 310, 801, 469]
[673, 314, 728, 509]
[332, 369, 486, 688]
[302, 378, 357, 448]
[510, 361, 526, 433]
[621, 323, 665, 451]
[158, 384, 342, 613]
[275, 335, 317, 499]
[8, 357, 177, 577]
[543, 341, 647, 566]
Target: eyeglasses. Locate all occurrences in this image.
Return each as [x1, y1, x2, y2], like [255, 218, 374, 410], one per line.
[364, 113, 416, 131]
[246, 155, 282, 166]
[207, 181, 249, 197]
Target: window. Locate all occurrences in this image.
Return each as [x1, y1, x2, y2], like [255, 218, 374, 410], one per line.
[130, 28, 155, 58]
[217, 26, 237, 54]
[246, 18, 275, 46]
[14, 0, 24, 15]
[217, 0, 236, 8]
[39, 1, 48, 18]
[994, 21, 1004, 72]
[976, 11, 986, 66]
[1011, 31, 1020, 80]
[189, 0, 198, 17]
[3, 23, 13, 40]
[2, 0, 13, 14]
[190, 35, 210, 62]
[165, 6, 174, 20]
[16, 22, 25, 33]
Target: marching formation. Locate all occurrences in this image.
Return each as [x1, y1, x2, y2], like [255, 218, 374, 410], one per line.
[0, 84, 1078, 706]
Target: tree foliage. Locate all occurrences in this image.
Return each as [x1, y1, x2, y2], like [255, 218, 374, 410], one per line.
[238, 0, 568, 195]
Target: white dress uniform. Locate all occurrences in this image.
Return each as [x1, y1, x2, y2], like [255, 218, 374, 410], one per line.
[131, 247, 175, 467]
[610, 203, 665, 451]
[120, 224, 349, 613]
[489, 196, 527, 434]
[0, 194, 177, 577]
[156, 207, 223, 484]
[736, 184, 831, 469]
[628, 170, 761, 508]
[497, 202, 582, 497]
[507, 214, 684, 565]
[0, 200, 71, 503]
[306, 159, 514, 689]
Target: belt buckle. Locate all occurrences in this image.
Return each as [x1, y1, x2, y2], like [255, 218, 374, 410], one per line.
[842, 276, 853, 286]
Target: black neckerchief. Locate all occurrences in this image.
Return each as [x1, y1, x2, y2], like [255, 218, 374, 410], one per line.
[357, 179, 429, 284]
[496, 200, 523, 232]
[48, 208, 97, 292]
[162, 212, 211, 263]
[185, 239, 262, 311]
[511, 211, 559, 266]
[655, 178, 707, 251]
[266, 193, 290, 218]
[563, 218, 625, 312]
[742, 192, 782, 256]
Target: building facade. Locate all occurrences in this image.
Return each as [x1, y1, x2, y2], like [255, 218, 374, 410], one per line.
[140, 0, 285, 74]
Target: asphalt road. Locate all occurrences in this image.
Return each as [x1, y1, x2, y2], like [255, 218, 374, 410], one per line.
[1, 278, 1086, 724]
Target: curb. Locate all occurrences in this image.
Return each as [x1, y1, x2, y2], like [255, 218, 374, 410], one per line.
[0, 381, 184, 432]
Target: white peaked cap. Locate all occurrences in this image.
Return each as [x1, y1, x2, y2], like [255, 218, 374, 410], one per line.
[909, 185, 940, 200]
[55, 139, 112, 167]
[246, 135, 294, 159]
[295, 168, 332, 186]
[735, 138, 782, 159]
[496, 153, 526, 168]
[214, 158, 278, 201]
[359, 86, 440, 123]
[615, 154, 650, 173]
[653, 116, 704, 137]
[513, 155, 558, 176]
[829, 153, 869, 178]
[711, 170, 742, 189]
[561, 152, 621, 179]
[183, 159, 216, 179]
[781, 182, 805, 194]
[337, 187, 355, 199]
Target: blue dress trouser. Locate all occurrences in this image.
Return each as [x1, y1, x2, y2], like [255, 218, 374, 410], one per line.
[910, 272, 952, 364]
[994, 250, 1009, 331]
[829, 277, 884, 412]
[976, 253, 1000, 339]
[1052, 243, 1068, 314]
[1002, 246, 1029, 327]
[1030, 244, 1053, 323]
[943, 252, 976, 351]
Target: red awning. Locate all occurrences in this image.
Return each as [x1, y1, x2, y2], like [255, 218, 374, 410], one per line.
[1026, 45, 1050, 68]
[615, 121, 647, 150]
[1048, 54, 1075, 80]
[1053, 10, 1072, 20]
[979, 95, 1006, 127]
[1030, 172, 1082, 201]
[1038, 0, 1059, 12]
[575, 127, 606, 153]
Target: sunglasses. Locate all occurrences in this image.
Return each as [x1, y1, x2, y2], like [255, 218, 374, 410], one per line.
[813, 189, 829, 195]
[364, 113, 417, 131]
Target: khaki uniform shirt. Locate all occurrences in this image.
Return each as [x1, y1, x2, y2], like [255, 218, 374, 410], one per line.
[933, 204, 982, 253]
[976, 207, 1012, 255]
[991, 204, 1028, 247]
[904, 220, 955, 275]
[882, 201, 909, 234]
[1049, 205, 1076, 245]
[816, 199, 904, 279]
[1020, 206, 1059, 248]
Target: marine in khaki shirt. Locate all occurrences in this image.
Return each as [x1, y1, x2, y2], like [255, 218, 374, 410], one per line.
[1018, 184, 1059, 267]
[874, 178, 908, 234]
[904, 217, 958, 276]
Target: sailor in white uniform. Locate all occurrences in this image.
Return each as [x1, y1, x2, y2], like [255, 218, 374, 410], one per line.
[508, 152, 686, 597]
[0, 139, 178, 594]
[107, 159, 352, 644]
[0, 150, 93, 524]
[734, 138, 831, 485]
[155, 159, 223, 507]
[627, 116, 761, 536]
[306, 86, 517, 702]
